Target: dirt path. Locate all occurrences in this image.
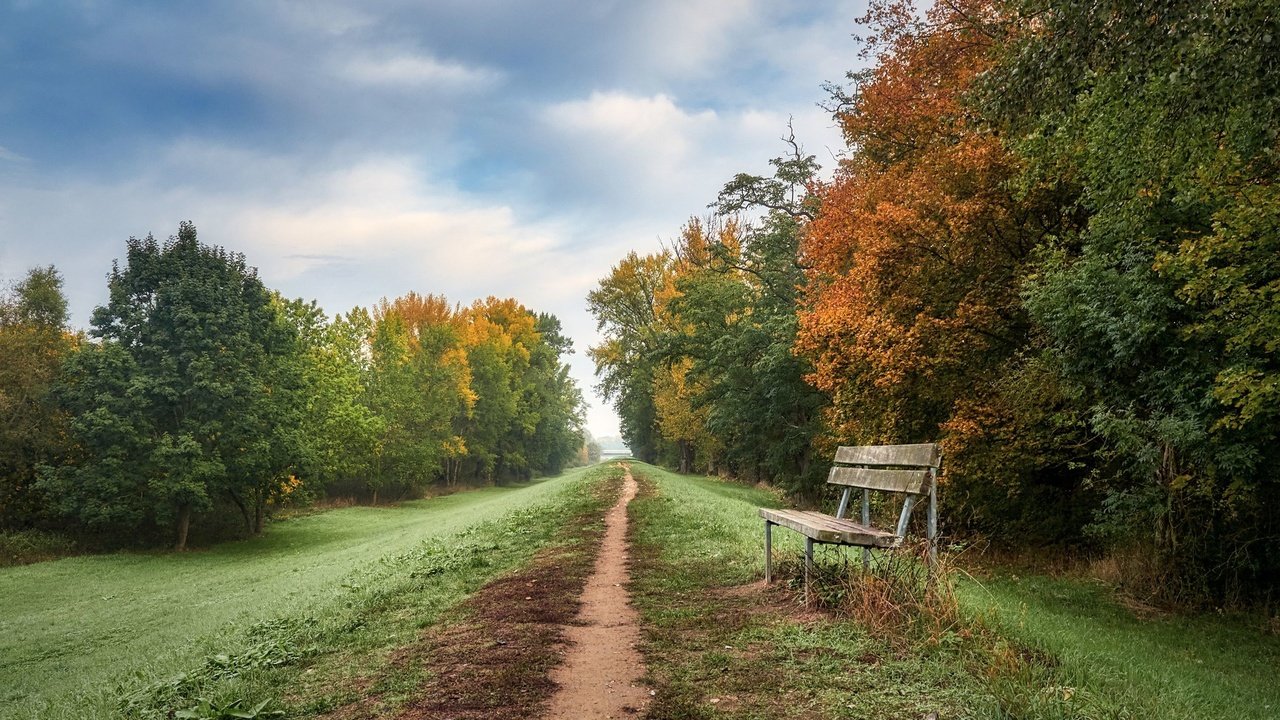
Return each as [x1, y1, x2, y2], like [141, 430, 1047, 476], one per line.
[544, 465, 649, 719]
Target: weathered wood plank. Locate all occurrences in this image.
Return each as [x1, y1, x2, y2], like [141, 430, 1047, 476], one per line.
[834, 443, 939, 468]
[827, 466, 929, 494]
[758, 508, 901, 548]
[761, 443, 942, 583]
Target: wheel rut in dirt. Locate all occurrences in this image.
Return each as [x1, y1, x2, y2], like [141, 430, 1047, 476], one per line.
[543, 464, 649, 719]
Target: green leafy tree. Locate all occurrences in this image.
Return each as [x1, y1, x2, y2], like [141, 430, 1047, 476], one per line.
[588, 252, 674, 463]
[670, 213, 826, 496]
[524, 313, 586, 476]
[279, 299, 382, 498]
[42, 223, 301, 549]
[982, 0, 1280, 598]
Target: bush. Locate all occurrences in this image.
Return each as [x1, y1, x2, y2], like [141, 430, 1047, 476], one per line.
[0, 529, 76, 566]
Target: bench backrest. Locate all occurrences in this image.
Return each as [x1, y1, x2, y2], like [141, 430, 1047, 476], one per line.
[829, 443, 940, 543]
[827, 443, 939, 495]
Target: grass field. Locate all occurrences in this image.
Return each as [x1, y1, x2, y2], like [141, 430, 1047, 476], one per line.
[963, 574, 1280, 719]
[7, 461, 1277, 719]
[627, 463, 1280, 719]
[0, 464, 608, 720]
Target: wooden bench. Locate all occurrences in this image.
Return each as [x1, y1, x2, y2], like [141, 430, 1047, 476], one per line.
[759, 443, 940, 588]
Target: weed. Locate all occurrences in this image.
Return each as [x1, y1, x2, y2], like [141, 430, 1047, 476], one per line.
[174, 697, 284, 719]
[778, 540, 962, 642]
[117, 618, 314, 718]
[0, 528, 76, 566]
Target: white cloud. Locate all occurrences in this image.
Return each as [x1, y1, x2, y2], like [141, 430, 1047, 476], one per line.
[340, 53, 503, 88]
[536, 90, 842, 224]
[545, 91, 717, 143]
[227, 162, 555, 281]
[625, 0, 760, 78]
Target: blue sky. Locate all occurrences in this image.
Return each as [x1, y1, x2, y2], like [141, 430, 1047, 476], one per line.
[0, 0, 866, 438]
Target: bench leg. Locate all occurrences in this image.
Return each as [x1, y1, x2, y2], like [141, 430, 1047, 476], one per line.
[928, 471, 939, 573]
[764, 521, 773, 583]
[862, 489, 871, 572]
[804, 538, 814, 605]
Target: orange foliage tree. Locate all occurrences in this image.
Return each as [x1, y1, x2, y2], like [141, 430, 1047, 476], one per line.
[795, 0, 1090, 538]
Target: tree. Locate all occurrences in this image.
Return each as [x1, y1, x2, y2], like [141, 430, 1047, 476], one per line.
[670, 146, 833, 496]
[981, 0, 1280, 599]
[788, 0, 1094, 536]
[42, 223, 301, 549]
[588, 252, 676, 462]
[367, 297, 472, 500]
[279, 299, 382, 500]
[0, 267, 75, 529]
[590, 148, 828, 486]
[524, 313, 586, 476]
[652, 357, 715, 473]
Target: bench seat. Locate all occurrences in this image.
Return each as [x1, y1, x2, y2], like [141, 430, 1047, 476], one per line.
[758, 508, 900, 548]
[761, 443, 940, 593]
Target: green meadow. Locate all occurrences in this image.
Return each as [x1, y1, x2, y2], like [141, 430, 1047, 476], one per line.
[627, 463, 1280, 720]
[4, 461, 1277, 719]
[0, 466, 601, 720]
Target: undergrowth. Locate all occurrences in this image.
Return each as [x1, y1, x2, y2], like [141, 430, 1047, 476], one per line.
[0, 528, 76, 566]
[782, 539, 961, 640]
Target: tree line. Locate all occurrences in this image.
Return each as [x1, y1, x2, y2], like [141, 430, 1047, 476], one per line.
[589, 0, 1278, 605]
[1, 222, 586, 550]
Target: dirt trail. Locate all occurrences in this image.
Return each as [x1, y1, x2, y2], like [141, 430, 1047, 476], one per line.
[544, 465, 649, 719]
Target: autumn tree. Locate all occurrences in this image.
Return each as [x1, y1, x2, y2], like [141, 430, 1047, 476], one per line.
[364, 293, 580, 490]
[366, 295, 472, 501]
[0, 267, 75, 529]
[456, 298, 582, 482]
[785, 0, 1096, 538]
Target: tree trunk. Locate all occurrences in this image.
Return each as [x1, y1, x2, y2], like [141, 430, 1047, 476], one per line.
[174, 504, 192, 552]
[253, 501, 264, 535]
[678, 440, 693, 474]
[228, 491, 252, 534]
[372, 487, 379, 505]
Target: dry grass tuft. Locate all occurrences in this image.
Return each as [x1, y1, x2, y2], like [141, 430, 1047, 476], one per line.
[776, 540, 962, 642]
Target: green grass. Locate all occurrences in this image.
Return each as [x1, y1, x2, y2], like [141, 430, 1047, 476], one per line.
[11, 461, 1275, 719]
[628, 462, 1280, 720]
[628, 463, 996, 719]
[0, 465, 609, 720]
[961, 574, 1280, 719]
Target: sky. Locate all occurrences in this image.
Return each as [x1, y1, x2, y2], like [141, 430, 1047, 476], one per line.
[0, 0, 865, 439]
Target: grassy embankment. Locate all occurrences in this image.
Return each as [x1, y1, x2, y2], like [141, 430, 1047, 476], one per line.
[628, 463, 1280, 719]
[0, 463, 618, 720]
